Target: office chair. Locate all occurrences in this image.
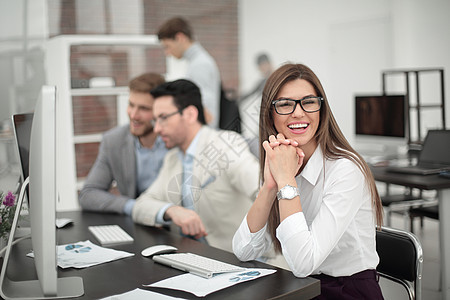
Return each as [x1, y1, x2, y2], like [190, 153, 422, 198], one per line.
[409, 204, 439, 233]
[381, 185, 431, 227]
[409, 204, 441, 291]
[376, 226, 423, 300]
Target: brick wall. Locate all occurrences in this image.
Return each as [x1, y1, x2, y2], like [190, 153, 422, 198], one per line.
[47, 0, 238, 179]
[142, 0, 239, 89]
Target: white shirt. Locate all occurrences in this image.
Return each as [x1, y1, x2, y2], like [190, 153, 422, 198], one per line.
[233, 145, 379, 277]
[184, 43, 221, 128]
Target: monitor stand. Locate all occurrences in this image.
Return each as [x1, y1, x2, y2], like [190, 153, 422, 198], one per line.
[0, 178, 84, 299]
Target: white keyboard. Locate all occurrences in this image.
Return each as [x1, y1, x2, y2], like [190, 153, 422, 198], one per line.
[88, 225, 134, 246]
[153, 253, 245, 278]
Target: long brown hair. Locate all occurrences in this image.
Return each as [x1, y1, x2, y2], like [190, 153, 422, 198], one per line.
[259, 63, 383, 252]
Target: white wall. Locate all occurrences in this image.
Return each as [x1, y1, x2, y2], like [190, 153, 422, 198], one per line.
[239, 0, 450, 146]
[0, 0, 48, 122]
[2, 0, 449, 139]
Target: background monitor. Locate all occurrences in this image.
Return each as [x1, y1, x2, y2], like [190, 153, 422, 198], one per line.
[10, 113, 33, 239]
[12, 113, 33, 201]
[12, 113, 33, 181]
[355, 94, 406, 138]
[0, 86, 83, 299]
[354, 94, 407, 156]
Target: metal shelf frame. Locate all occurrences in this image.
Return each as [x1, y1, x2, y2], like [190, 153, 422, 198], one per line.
[382, 68, 446, 145]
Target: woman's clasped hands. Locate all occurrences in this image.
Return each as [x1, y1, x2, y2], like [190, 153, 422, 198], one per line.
[262, 133, 305, 191]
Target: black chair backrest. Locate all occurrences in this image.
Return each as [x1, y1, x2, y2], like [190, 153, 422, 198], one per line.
[376, 229, 417, 282]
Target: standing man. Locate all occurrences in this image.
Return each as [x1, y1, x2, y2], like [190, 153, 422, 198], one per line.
[157, 17, 221, 128]
[239, 53, 274, 157]
[79, 73, 168, 215]
[239, 53, 273, 103]
[132, 79, 259, 252]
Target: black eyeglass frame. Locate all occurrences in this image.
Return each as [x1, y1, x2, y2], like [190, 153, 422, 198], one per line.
[151, 109, 183, 127]
[271, 96, 324, 115]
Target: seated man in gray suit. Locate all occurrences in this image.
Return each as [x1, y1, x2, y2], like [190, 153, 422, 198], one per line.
[133, 79, 259, 252]
[79, 73, 168, 215]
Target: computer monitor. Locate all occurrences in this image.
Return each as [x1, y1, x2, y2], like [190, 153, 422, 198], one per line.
[354, 94, 407, 156]
[0, 86, 84, 299]
[12, 113, 33, 200]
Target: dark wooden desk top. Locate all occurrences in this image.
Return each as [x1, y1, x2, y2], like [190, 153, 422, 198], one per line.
[371, 166, 450, 190]
[3, 211, 320, 299]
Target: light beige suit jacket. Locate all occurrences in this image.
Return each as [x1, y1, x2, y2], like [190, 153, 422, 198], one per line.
[132, 126, 259, 252]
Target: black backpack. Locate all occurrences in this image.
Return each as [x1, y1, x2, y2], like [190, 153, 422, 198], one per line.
[219, 85, 241, 133]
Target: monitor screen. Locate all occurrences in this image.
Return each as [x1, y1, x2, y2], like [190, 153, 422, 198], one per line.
[12, 113, 33, 200]
[355, 95, 406, 138]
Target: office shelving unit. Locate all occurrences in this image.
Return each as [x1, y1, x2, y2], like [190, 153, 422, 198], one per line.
[45, 35, 161, 211]
[381, 68, 446, 145]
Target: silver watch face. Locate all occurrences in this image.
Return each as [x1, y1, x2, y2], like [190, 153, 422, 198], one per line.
[278, 185, 299, 200]
[284, 186, 296, 198]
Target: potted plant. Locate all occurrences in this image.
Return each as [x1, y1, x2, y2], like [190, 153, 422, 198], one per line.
[0, 191, 16, 256]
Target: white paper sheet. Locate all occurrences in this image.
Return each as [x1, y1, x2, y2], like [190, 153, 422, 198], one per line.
[146, 268, 276, 297]
[55, 218, 73, 228]
[100, 288, 186, 300]
[27, 240, 134, 268]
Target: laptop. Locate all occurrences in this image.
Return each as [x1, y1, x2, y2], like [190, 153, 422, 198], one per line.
[387, 130, 450, 175]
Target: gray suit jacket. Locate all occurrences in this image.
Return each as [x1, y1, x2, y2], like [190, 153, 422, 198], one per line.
[79, 125, 138, 214]
[133, 126, 259, 252]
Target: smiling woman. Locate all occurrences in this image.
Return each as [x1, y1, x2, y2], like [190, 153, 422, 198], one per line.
[272, 79, 322, 160]
[233, 63, 384, 300]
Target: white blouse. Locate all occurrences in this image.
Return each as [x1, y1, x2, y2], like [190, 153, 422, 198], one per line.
[232, 146, 379, 277]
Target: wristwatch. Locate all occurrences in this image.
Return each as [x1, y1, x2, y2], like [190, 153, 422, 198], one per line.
[276, 184, 300, 200]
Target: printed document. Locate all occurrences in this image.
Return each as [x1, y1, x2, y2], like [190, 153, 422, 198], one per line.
[28, 240, 134, 268]
[100, 288, 185, 300]
[146, 268, 276, 297]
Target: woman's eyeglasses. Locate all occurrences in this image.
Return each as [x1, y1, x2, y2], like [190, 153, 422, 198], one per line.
[272, 96, 323, 115]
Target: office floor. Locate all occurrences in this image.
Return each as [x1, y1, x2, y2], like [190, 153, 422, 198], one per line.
[387, 213, 441, 299]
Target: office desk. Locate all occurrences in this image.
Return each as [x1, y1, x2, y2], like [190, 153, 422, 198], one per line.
[3, 211, 320, 299]
[372, 167, 450, 300]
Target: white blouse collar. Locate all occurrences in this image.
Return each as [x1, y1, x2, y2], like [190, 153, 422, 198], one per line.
[300, 145, 323, 186]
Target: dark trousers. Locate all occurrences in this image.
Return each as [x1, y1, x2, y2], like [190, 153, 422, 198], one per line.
[311, 269, 384, 300]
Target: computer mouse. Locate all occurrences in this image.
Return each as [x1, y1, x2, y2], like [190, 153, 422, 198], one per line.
[141, 245, 178, 257]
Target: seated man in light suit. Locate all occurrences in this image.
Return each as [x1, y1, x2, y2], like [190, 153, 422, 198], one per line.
[132, 79, 259, 252]
[79, 73, 168, 215]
